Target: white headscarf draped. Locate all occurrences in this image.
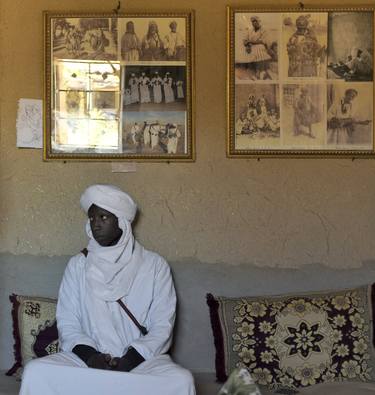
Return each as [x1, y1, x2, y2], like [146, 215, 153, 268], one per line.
[80, 184, 141, 302]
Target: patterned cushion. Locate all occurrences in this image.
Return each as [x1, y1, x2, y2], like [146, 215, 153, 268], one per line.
[207, 285, 375, 392]
[6, 294, 59, 378]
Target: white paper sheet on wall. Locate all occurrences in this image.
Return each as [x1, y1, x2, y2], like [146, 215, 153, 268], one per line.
[16, 98, 43, 148]
[111, 162, 137, 173]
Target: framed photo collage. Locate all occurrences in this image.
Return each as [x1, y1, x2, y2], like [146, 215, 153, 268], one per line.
[44, 12, 194, 161]
[227, 7, 375, 157]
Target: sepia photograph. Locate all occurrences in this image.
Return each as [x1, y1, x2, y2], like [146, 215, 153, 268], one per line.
[91, 91, 120, 120]
[235, 13, 279, 81]
[52, 17, 118, 60]
[55, 61, 90, 91]
[122, 65, 186, 112]
[55, 61, 120, 92]
[122, 111, 186, 155]
[327, 12, 373, 81]
[282, 13, 327, 79]
[45, 12, 194, 160]
[234, 84, 281, 149]
[282, 84, 326, 147]
[89, 62, 120, 90]
[53, 118, 120, 152]
[228, 7, 374, 157]
[56, 91, 88, 119]
[119, 18, 186, 62]
[327, 83, 373, 148]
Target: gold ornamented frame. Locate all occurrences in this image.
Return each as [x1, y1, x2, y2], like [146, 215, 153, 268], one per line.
[227, 6, 375, 158]
[44, 11, 195, 161]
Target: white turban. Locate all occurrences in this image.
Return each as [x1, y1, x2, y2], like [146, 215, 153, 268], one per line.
[80, 184, 137, 222]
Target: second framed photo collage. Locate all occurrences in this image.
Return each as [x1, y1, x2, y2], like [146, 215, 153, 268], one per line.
[228, 8, 375, 157]
[45, 13, 194, 161]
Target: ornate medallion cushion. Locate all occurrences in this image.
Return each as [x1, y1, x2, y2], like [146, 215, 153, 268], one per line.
[6, 294, 59, 378]
[207, 285, 375, 392]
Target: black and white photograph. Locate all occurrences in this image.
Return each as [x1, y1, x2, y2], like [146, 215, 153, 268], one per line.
[235, 84, 281, 149]
[46, 12, 194, 160]
[119, 18, 186, 62]
[327, 83, 373, 148]
[327, 12, 373, 81]
[235, 13, 279, 81]
[282, 13, 327, 79]
[122, 111, 186, 155]
[52, 18, 118, 60]
[282, 84, 326, 147]
[122, 66, 186, 112]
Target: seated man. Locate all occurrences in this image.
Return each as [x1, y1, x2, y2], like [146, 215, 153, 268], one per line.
[20, 184, 195, 395]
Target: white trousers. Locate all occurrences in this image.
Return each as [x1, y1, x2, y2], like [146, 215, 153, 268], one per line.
[20, 352, 196, 395]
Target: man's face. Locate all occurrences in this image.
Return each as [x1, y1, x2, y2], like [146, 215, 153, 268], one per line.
[170, 22, 177, 32]
[251, 19, 259, 29]
[344, 91, 356, 103]
[88, 204, 123, 247]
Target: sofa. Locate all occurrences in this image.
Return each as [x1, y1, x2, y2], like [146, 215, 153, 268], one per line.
[1, 253, 375, 394]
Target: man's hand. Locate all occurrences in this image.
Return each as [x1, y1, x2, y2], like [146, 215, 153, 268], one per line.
[87, 352, 112, 370]
[110, 347, 145, 372]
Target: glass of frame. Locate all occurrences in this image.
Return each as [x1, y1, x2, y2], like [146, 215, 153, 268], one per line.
[227, 6, 375, 157]
[44, 12, 195, 161]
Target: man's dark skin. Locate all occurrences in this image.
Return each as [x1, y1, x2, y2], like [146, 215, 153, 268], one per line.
[72, 204, 145, 371]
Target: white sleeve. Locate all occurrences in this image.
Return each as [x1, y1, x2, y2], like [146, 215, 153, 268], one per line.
[130, 259, 176, 360]
[56, 256, 97, 352]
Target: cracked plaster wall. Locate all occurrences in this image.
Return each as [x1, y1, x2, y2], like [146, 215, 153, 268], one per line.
[1, 0, 375, 269]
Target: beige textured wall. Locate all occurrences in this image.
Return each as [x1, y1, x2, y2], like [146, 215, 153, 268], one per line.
[1, 0, 375, 268]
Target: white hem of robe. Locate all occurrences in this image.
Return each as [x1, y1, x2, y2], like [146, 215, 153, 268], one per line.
[20, 352, 196, 395]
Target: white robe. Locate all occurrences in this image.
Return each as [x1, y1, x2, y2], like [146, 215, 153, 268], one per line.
[150, 124, 161, 149]
[151, 77, 163, 104]
[167, 126, 181, 154]
[163, 77, 175, 103]
[139, 77, 151, 104]
[129, 77, 140, 104]
[176, 81, 184, 99]
[20, 244, 195, 395]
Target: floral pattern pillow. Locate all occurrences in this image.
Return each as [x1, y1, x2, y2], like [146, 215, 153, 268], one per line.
[207, 285, 375, 392]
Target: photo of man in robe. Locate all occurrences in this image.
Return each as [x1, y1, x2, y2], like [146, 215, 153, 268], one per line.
[163, 72, 175, 104]
[151, 72, 163, 104]
[120, 21, 141, 61]
[293, 87, 320, 138]
[327, 86, 372, 146]
[164, 20, 186, 61]
[166, 123, 182, 154]
[141, 21, 164, 61]
[139, 72, 151, 104]
[284, 14, 326, 78]
[128, 73, 140, 104]
[235, 13, 279, 81]
[19, 184, 196, 395]
[281, 84, 326, 147]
